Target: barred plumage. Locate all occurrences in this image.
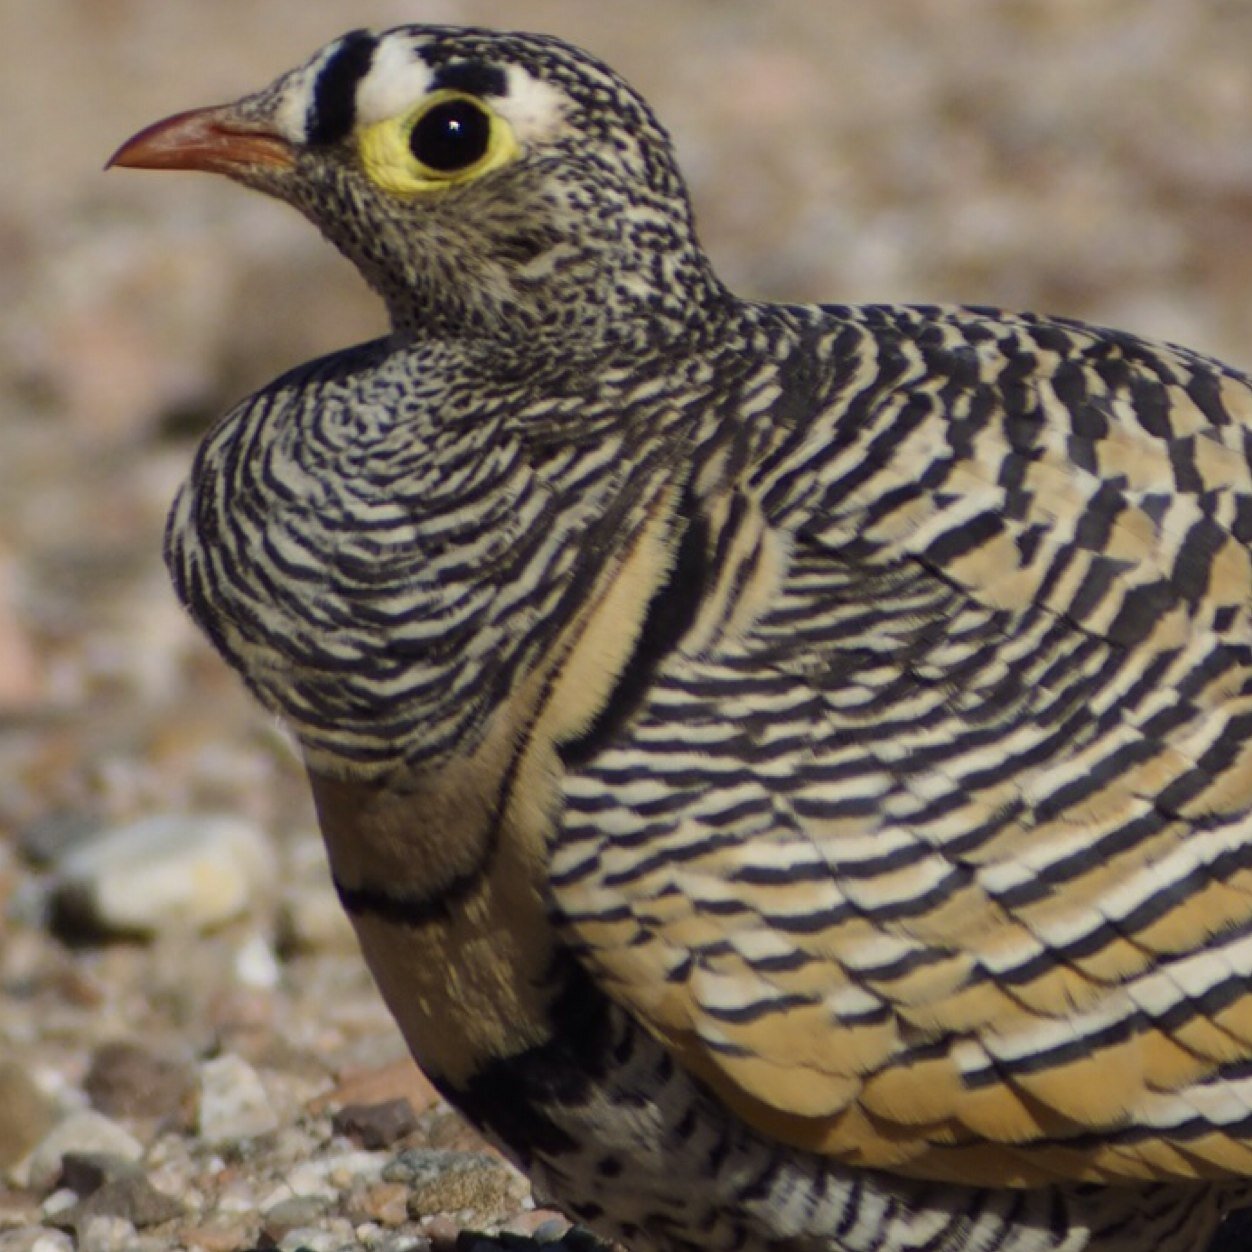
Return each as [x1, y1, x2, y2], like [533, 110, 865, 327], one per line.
[111, 23, 1252, 1252]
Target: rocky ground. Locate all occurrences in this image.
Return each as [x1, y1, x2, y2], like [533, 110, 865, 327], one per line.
[6, 2, 1252, 1249]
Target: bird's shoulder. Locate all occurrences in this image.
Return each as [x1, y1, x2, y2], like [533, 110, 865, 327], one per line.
[683, 299, 1252, 658]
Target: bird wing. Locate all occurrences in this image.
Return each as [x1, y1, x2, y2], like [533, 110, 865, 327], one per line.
[550, 306, 1252, 1187]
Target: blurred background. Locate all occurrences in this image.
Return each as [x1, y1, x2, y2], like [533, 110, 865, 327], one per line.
[5, 0, 1252, 1236]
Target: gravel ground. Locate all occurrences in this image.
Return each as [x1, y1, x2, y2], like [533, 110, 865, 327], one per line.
[6, 2, 1252, 1249]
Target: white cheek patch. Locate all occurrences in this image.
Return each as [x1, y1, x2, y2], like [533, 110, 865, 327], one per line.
[499, 66, 571, 143]
[354, 40, 435, 129]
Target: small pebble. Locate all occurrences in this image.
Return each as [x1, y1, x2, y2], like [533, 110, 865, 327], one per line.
[385, 1150, 528, 1224]
[275, 1217, 356, 1251]
[324, 1150, 389, 1189]
[332, 1098, 418, 1150]
[40, 1189, 79, 1220]
[50, 1175, 183, 1231]
[58, 1151, 143, 1196]
[0, 1062, 59, 1171]
[49, 814, 275, 940]
[358, 1181, 410, 1227]
[179, 1218, 262, 1252]
[234, 932, 282, 990]
[75, 1214, 137, 1252]
[84, 1040, 195, 1122]
[198, 1054, 279, 1144]
[370, 1234, 430, 1252]
[519, 1215, 573, 1242]
[21, 1111, 143, 1193]
[263, 1194, 332, 1240]
[259, 1163, 337, 1207]
[0, 1231, 74, 1252]
[16, 812, 101, 868]
[425, 1215, 463, 1250]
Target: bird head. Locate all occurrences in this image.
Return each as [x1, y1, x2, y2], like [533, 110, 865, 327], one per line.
[109, 25, 725, 359]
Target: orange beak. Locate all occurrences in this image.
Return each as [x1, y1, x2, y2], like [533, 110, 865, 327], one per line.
[107, 104, 296, 176]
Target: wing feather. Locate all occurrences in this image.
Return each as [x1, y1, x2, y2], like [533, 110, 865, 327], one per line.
[553, 306, 1252, 1186]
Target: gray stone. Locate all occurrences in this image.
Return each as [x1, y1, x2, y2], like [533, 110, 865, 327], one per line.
[17, 812, 100, 867]
[84, 1039, 194, 1122]
[262, 1194, 331, 1241]
[532, 1218, 575, 1243]
[331, 1098, 417, 1150]
[49, 1176, 183, 1232]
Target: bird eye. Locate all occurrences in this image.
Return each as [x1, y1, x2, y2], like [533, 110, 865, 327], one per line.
[409, 98, 492, 172]
[357, 90, 517, 195]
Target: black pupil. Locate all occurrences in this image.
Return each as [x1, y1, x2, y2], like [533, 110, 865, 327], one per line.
[409, 99, 492, 172]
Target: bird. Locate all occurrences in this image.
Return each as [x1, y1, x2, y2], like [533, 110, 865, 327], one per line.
[107, 22, 1252, 1252]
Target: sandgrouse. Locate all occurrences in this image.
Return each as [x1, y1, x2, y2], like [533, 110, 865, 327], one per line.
[111, 23, 1252, 1252]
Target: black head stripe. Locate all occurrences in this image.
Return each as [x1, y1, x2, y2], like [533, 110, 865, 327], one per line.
[306, 29, 378, 146]
[430, 60, 508, 99]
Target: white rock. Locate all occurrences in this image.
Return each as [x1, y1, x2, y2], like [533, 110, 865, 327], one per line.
[76, 1216, 137, 1252]
[198, 1054, 279, 1144]
[234, 932, 281, 989]
[256, 1150, 383, 1210]
[39, 1188, 78, 1219]
[324, 1149, 388, 1187]
[276, 1223, 355, 1252]
[0, 1231, 74, 1252]
[19, 1109, 142, 1192]
[52, 814, 275, 937]
[31, 1237, 75, 1252]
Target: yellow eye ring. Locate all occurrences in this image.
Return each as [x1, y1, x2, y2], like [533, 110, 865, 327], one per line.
[358, 90, 518, 195]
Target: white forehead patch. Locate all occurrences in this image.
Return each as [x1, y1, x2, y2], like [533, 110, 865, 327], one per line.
[272, 58, 330, 142]
[498, 65, 569, 142]
[357, 47, 570, 142]
[354, 38, 435, 128]
[271, 33, 572, 143]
